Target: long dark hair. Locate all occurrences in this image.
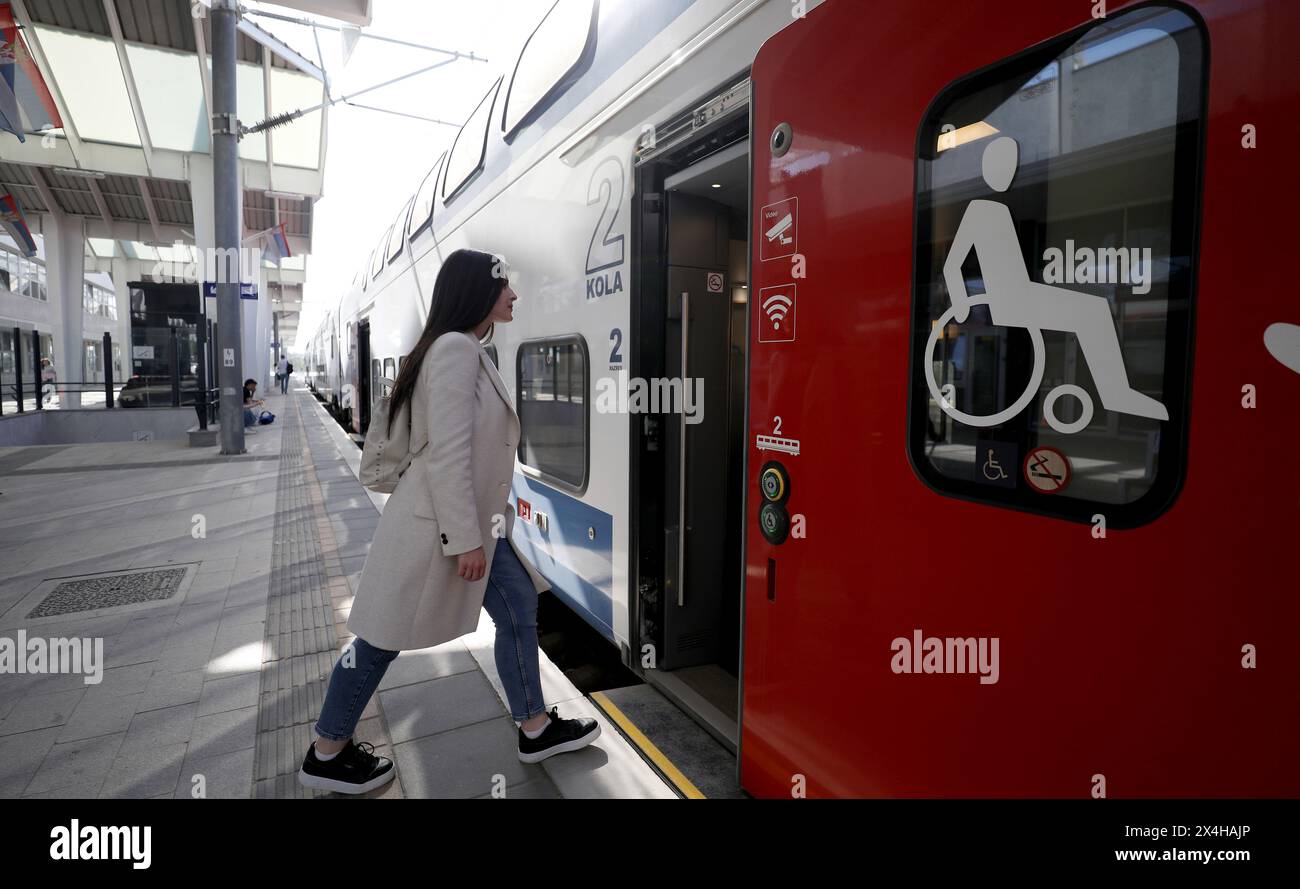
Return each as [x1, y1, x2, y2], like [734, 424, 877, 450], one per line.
[386, 248, 506, 434]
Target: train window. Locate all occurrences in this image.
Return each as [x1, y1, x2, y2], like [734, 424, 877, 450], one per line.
[517, 335, 588, 491]
[502, 0, 596, 140]
[387, 198, 412, 263]
[361, 252, 372, 291]
[382, 358, 396, 395]
[411, 152, 446, 239]
[909, 5, 1205, 528]
[371, 228, 391, 280]
[444, 77, 502, 204]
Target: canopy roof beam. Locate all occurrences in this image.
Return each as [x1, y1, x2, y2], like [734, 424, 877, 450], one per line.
[101, 0, 156, 176]
[136, 176, 165, 245]
[27, 168, 59, 220]
[86, 176, 114, 229]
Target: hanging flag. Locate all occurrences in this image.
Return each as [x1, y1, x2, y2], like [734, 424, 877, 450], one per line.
[0, 3, 62, 141]
[0, 192, 37, 256]
[272, 222, 291, 259]
[261, 221, 291, 265]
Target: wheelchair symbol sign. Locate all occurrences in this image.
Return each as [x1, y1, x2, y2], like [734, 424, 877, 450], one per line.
[925, 136, 1168, 434]
[1023, 446, 1071, 494]
[977, 439, 1017, 489]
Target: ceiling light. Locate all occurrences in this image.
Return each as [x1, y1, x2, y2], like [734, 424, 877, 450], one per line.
[936, 121, 999, 152]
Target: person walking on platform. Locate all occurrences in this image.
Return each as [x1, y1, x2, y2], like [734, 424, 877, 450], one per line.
[276, 354, 289, 394]
[299, 248, 599, 795]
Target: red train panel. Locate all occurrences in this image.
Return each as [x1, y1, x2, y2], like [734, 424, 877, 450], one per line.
[742, 0, 1300, 797]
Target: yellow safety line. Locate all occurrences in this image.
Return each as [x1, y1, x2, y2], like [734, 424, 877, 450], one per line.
[590, 691, 707, 799]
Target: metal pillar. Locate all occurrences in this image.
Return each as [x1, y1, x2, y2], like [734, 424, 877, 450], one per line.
[212, 0, 244, 454]
[103, 331, 114, 408]
[33, 329, 44, 410]
[12, 326, 24, 412]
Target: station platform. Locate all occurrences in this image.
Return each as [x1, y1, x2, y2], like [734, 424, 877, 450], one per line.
[0, 382, 676, 799]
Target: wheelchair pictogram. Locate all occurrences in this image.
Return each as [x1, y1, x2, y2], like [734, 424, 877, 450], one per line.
[982, 449, 1008, 481]
[924, 136, 1169, 434]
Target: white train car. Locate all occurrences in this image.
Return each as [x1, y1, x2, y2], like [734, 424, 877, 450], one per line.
[306, 0, 822, 747]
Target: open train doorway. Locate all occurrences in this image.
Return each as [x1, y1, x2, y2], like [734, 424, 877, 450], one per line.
[352, 319, 372, 435]
[630, 75, 750, 750]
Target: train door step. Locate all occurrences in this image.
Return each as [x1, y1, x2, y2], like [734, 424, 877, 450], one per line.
[591, 685, 744, 799]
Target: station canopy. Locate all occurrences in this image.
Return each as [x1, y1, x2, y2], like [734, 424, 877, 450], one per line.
[0, 0, 369, 346]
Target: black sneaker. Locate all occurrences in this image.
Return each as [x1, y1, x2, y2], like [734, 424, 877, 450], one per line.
[517, 706, 601, 763]
[298, 739, 396, 795]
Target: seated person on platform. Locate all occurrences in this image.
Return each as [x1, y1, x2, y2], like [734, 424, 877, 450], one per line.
[243, 379, 264, 430]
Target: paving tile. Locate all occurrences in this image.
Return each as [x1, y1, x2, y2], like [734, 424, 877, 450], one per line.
[391, 717, 543, 799]
[137, 669, 205, 712]
[377, 642, 478, 690]
[124, 702, 196, 747]
[0, 688, 86, 736]
[473, 778, 562, 800]
[175, 746, 254, 799]
[100, 741, 186, 799]
[58, 690, 143, 743]
[0, 725, 62, 797]
[89, 660, 157, 697]
[23, 781, 103, 799]
[379, 671, 507, 744]
[196, 672, 259, 716]
[188, 705, 257, 760]
[27, 732, 123, 796]
[219, 602, 267, 628]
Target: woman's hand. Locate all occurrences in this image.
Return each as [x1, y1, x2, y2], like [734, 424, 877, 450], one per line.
[457, 546, 486, 581]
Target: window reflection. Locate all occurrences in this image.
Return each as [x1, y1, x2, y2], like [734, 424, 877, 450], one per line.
[912, 7, 1203, 520]
[518, 338, 587, 488]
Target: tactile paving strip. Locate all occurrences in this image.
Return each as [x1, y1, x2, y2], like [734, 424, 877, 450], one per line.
[252, 392, 351, 798]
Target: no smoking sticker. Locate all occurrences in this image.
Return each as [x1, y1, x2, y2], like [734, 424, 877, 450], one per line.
[1023, 446, 1071, 494]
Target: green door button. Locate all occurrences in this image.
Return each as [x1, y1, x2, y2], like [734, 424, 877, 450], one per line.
[759, 501, 789, 545]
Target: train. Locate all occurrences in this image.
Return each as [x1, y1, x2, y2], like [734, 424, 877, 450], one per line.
[303, 0, 1300, 798]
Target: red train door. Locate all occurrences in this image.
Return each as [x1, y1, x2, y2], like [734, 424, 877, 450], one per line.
[741, 0, 1300, 797]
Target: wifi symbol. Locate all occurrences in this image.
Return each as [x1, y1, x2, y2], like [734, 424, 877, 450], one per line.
[762, 292, 792, 329]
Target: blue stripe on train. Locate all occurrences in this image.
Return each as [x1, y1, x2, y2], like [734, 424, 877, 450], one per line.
[509, 472, 615, 641]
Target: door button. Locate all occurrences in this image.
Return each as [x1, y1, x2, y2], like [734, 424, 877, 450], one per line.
[759, 502, 789, 545]
[760, 460, 790, 504]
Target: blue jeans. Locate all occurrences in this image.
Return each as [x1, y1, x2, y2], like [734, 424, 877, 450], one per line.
[482, 536, 547, 722]
[279, 373, 289, 394]
[244, 408, 257, 427]
[313, 537, 546, 741]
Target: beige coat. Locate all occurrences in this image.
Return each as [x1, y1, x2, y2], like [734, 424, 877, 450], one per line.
[346, 330, 551, 651]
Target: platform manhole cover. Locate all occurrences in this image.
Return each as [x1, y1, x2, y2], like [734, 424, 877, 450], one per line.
[27, 566, 190, 619]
